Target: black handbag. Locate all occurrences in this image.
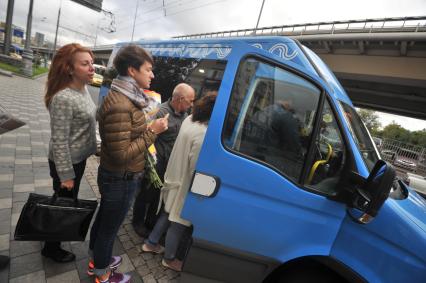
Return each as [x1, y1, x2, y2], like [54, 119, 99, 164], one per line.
[14, 191, 98, 241]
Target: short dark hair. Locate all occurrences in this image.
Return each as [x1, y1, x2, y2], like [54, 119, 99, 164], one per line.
[113, 44, 154, 76]
[192, 91, 217, 124]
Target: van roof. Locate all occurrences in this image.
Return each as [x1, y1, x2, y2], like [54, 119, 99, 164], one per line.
[111, 36, 352, 105]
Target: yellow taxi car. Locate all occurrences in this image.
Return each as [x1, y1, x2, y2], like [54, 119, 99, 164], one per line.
[90, 73, 103, 87]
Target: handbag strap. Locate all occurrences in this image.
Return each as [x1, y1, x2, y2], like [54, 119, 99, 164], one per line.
[51, 187, 79, 206]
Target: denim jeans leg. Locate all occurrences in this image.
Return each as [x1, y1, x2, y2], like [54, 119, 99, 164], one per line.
[164, 222, 187, 260]
[146, 211, 169, 246]
[91, 169, 139, 276]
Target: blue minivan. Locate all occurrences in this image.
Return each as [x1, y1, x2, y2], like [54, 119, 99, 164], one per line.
[100, 37, 426, 283]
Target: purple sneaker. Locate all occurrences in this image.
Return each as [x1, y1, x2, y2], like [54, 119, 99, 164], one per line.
[87, 256, 122, 276]
[95, 271, 131, 283]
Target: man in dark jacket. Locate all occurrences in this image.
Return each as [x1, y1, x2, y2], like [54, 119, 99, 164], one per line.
[132, 83, 195, 237]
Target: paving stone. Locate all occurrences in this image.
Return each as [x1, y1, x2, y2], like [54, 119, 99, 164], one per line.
[116, 253, 134, 273]
[13, 176, 34, 185]
[13, 183, 35, 193]
[70, 241, 90, 261]
[0, 144, 16, 149]
[15, 159, 32, 165]
[0, 267, 9, 283]
[119, 234, 131, 242]
[13, 192, 30, 203]
[34, 179, 52, 188]
[12, 201, 25, 214]
[142, 252, 154, 261]
[165, 268, 179, 279]
[153, 266, 167, 279]
[0, 233, 10, 251]
[0, 157, 14, 163]
[112, 238, 125, 256]
[16, 146, 31, 151]
[42, 255, 76, 278]
[158, 277, 171, 283]
[46, 270, 80, 283]
[136, 264, 151, 277]
[35, 187, 54, 195]
[10, 252, 44, 278]
[0, 174, 13, 182]
[75, 257, 91, 282]
[9, 270, 45, 283]
[13, 170, 34, 177]
[117, 227, 127, 236]
[147, 258, 158, 269]
[127, 270, 143, 283]
[126, 247, 140, 259]
[130, 253, 145, 268]
[143, 274, 157, 283]
[32, 157, 48, 163]
[0, 208, 11, 234]
[10, 240, 41, 257]
[122, 240, 135, 251]
[0, 198, 12, 209]
[11, 212, 20, 226]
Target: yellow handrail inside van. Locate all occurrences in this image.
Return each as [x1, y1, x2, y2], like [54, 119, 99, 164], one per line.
[307, 143, 333, 184]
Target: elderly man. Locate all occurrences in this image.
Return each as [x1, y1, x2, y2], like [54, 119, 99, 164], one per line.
[132, 83, 195, 237]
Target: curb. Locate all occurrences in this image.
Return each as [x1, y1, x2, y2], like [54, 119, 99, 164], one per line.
[0, 69, 13, 77]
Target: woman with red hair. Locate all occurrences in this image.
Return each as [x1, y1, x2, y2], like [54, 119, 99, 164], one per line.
[42, 43, 98, 263]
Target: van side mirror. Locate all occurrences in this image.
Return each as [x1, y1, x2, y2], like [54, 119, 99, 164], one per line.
[350, 160, 396, 224]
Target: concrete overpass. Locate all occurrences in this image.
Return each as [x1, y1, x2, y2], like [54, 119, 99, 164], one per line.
[173, 17, 426, 120]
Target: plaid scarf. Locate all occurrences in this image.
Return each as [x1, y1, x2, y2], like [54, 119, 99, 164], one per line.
[111, 76, 159, 114]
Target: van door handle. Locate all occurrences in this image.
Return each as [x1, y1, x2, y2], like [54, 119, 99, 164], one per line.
[190, 172, 221, 198]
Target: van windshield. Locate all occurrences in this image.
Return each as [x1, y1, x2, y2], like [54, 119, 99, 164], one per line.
[340, 102, 379, 172]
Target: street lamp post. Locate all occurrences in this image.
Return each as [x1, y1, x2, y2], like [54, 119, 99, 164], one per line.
[52, 0, 62, 58]
[131, 0, 140, 42]
[21, 0, 34, 77]
[254, 0, 266, 35]
[3, 0, 15, 55]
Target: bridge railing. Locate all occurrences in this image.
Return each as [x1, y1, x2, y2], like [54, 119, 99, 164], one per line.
[378, 137, 426, 176]
[173, 16, 426, 40]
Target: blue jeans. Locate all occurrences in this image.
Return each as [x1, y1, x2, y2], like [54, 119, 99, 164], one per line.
[89, 167, 141, 276]
[145, 211, 187, 260]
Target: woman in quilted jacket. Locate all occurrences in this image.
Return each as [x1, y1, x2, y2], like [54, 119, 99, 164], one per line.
[89, 44, 168, 283]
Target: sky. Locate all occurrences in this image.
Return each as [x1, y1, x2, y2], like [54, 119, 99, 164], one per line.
[1, 0, 426, 130]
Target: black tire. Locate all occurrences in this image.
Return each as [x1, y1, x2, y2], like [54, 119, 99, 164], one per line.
[274, 262, 347, 283]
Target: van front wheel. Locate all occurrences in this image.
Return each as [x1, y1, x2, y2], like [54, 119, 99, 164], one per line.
[272, 260, 348, 283]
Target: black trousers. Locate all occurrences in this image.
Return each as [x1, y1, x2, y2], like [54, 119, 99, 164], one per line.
[43, 159, 87, 251]
[132, 159, 166, 230]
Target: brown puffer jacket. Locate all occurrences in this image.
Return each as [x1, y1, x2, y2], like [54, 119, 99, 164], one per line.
[98, 90, 156, 174]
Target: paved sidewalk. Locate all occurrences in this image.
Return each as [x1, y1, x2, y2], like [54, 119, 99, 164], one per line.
[0, 75, 179, 283]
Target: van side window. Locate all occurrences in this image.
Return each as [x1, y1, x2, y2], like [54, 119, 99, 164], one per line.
[151, 57, 226, 101]
[223, 58, 321, 183]
[305, 100, 346, 193]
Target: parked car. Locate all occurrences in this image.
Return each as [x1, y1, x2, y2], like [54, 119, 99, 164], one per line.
[373, 137, 383, 150]
[90, 73, 103, 87]
[394, 148, 419, 171]
[380, 149, 396, 163]
[404, 173, 426, 198]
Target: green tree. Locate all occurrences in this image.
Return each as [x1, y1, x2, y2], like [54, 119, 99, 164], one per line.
[410, 130, 426, 147]
[382, 122, 411, 143]
[357, 109, 381, 135]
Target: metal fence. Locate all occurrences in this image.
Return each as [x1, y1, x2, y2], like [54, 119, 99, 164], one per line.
[377, 137, 426, 176]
